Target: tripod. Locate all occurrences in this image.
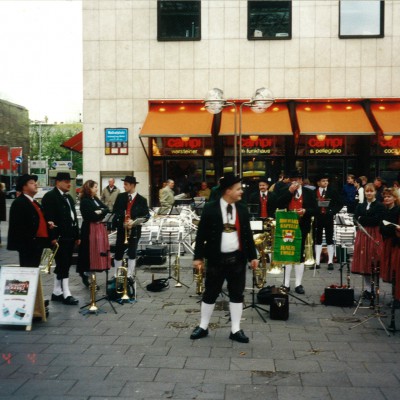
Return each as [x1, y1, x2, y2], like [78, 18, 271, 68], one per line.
[243, 271, 269, 323]
[80, 270, 118, 315]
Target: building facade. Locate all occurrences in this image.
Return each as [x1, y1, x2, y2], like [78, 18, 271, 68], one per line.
[82, 0, 400, 206]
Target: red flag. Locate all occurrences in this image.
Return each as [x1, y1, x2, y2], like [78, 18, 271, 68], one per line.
[0, 146, 10, 170]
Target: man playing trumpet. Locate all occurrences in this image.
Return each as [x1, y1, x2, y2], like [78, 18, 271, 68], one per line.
[112, 176, 149, 278]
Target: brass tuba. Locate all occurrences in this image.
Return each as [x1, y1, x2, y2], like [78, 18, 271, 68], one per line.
[304, 216, 315, 266]
[116, 264, 130, 301]
[253, 233, 268, 289]
[40, 242, 59, 274]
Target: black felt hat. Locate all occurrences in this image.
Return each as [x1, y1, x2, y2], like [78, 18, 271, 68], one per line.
[55, 172, 73, 181]
[16, 174, 38, 192]
[219, 173, 242, 191]
[316, 173, 330, 182]
[258, 176, 271, 185]
[122, 176, 139, 184]
[288, 170, 303, 179]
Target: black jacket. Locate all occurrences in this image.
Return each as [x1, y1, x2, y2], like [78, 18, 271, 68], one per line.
[354, 200, 385, 227]
[314, 186, 343, 217]
[194, 199, 257, 264]
[248, 191, 278, 218]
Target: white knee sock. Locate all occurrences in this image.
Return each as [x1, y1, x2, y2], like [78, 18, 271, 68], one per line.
[111, 259, 122, 278]
[229, 302, 243, 334]
[53, 275, 63, 296]
[327, 245, 334, 264]
[199, 302, 215, 330]
[295, 263, 305, 287]
[315, 244, 322, 265]
[284, 264, 292, 287]
[62, 278, 72, 298]
[127, 259, 136, 277]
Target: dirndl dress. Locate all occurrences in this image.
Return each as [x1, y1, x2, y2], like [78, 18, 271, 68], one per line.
[89, 222, 111, 271]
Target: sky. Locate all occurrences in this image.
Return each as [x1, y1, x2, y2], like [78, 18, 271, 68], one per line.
[0, 0, 82, 124]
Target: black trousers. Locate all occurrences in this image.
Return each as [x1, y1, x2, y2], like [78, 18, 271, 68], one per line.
[202, 251, 246, 304]
[19, 242, 44, 268]
[314, 214, 334, 245]
[54, 238, 75, 279]
[114, 228, 139, 260]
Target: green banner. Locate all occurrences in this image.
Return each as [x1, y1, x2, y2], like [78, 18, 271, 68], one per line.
[273, 210, 301, 264]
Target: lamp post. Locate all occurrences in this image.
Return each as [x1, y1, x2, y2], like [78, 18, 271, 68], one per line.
[204, 88, 238, 175]
[33, 120, 45, 161]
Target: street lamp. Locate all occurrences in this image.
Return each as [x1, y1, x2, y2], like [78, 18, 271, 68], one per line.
[239, 88, 274, 177]
[33, 120, 45, 160]
[204, 88, 238, 175]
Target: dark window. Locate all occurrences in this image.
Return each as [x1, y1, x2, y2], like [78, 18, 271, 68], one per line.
[339, 0, 384, 38]
[157, 1, 201, 41]
[248, 1, 291, 40]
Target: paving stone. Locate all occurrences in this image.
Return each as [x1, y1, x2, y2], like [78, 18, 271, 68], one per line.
[230, 357, 274, 371]
[138, 355, 186, 368]
[106, 366, 158, 382]
[203, 369, 252, 384]
[347, 371, 400, 387]
[275, 359, 321, 372]
[328, 386, 386, 400]
[155, 367, 205, 383]
[225, 383, 278, 400]
[277, 386, 331, 400]
[13, 379, 76, 396]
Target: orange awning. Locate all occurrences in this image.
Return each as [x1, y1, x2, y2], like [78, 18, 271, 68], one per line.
[296, 102, 375, 135]
[61, 131, 82, 153]
[219, 101, 293, 136]
[140, 101, 213, 137]
[370, 101, 400, 135]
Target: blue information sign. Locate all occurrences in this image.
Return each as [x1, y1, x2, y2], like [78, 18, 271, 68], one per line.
[105, 128, 128, 155]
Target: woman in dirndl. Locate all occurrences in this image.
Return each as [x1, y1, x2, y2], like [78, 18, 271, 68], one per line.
[351, 183, 385, 298]
[77, 180, 111, 287]
[380, 188, 400, 307]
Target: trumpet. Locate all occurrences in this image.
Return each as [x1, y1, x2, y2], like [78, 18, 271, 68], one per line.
[304, 216, 315, 267]
[88, 273, 99, 313]
[124, 214, 131, 244]
[116, 264, 130, 301]
[193, 263, 204, 295]
[173, 254, 182, 288]
[40, 242, 59, 274]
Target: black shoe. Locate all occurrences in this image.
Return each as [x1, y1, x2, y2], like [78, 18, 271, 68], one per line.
[280, 285, 290, 292]
[63, 296, 79, 305]
[295, 285, 305, 294]
[80, 274, 90, 287]
[51, 293, 63, 302]
[44, 300, 50, 307]
[328, 263, 334, 270]
[363, 290, 371, 300]
[229, 329, 249, 343]
[190, 326, 208, 340]
[315, 265, 321, 270]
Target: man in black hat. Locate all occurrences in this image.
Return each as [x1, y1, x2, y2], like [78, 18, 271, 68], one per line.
[277, 170, 317, 294]
[248, 176, 277, 219]
[314, 174, 343, 270]
[42, 172, 80, 305]
[190, 174, 258, 343]
[7, 174, 52, 267]
[111, 176, 149, 278]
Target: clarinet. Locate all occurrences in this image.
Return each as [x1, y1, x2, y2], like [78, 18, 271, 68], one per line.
[369, 259, 375, 309]
[389, 270, 396, 331]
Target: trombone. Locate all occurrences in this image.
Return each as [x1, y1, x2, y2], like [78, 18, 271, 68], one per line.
[40, 242, 59, 274]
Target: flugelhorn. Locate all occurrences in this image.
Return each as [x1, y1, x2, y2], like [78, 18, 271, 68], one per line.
[88, 273, 99, 313]
[173, 253, 182, 288]
[40, 242, 59, 274]
[193, 262, 204, 295]
[116, 264, 130, 301]
[304, 216, 315, 267]
[124, 213, 131, 244]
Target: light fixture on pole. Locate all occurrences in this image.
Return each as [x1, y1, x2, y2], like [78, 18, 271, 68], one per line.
[204, 88, 238, 175]
[239, 87, 274, 177]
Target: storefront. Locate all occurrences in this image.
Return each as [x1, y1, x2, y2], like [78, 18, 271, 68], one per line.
[140, 99, 400, 207]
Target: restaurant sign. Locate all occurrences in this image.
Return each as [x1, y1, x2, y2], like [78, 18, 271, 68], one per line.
[306, 137, 344, 155]
[241, 137, 275, 155]
[377, 136, 400, 155]
[162, 137, 205, 156]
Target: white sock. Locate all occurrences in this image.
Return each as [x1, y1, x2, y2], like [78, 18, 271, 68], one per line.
[111, 259, 123, 278]
[53, 275, 63, 296]
[62, 278, 72, 298]
[284, 264, 292, 287]
[327, 245, 334, 264]
[199, 302, 215, 330]
[127, 259, 136, 277]
[315, 245, 322, 265]
[295, 263, 305, 287]
[364, 275, 371, 292]
[229, 302, 243, 334]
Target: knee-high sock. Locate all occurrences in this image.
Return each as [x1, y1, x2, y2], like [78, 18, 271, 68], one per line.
[111, 259, 122, 278]
[127, 259, 136, 277]
[364, 275, 371, 292]
[295, 263, 305, 287]
[315, 244, 322, 265]
[229, 302, 243, 334]
[327, 245, 334, 264]
[53, 274, 63, 296]
[62, 278, 72, 298]
[284, 264, 292, 287]
[199, 302, 215, 330]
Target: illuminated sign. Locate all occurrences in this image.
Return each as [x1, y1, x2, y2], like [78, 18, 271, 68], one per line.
[378, 137, 400, 155]
[161, 137, 205, 156]
[307, 137, 344, 155]
[241, 137, 275, 155]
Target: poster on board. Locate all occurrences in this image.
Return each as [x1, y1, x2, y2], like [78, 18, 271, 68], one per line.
[0, 267, 39, 327]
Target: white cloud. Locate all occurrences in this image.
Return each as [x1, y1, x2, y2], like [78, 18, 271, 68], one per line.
[0, 0, 82, 123]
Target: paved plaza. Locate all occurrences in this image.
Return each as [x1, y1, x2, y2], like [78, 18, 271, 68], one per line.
[0, 200, 399, 400]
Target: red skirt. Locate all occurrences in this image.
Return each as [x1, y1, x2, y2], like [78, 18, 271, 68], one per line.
[389, 245, 400, 300]
[381, 238, 392, 282]
[351, 226, 383, 275]
[89, 222, 111, 271]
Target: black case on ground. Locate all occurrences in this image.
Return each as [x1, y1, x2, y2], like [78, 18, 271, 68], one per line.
[269, 288, 289, 320]
[324, 287, 354, 307]
[141, 245, 167, 265]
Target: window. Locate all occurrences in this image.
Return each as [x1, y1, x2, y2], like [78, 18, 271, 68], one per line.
[157, 1, 201, 41]
[339, 0, 384, 38]
[248, 1, 291, 40]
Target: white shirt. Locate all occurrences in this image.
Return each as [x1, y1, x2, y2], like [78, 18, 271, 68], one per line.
[220, 198, 239, 253]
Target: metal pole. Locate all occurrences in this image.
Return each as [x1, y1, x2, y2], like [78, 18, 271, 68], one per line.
[225, 102, 237, 176]
[38, 122, 42, 161]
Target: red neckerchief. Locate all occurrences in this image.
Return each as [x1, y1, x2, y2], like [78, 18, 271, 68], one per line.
[234, 207, 241, 251]
[260, 193, 268, 218]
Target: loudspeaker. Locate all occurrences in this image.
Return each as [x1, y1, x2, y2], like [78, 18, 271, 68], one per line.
[141, 245, 167, 265]
[269, 288, 289, 320]
[324, 287, 354, 307]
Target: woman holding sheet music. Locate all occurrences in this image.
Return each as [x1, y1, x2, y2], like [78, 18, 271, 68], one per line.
[77, 180, 111, 286]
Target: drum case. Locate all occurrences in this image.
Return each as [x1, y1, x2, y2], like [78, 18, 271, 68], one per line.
[324, 287, 354, 307]
[269, 287, 289, 320]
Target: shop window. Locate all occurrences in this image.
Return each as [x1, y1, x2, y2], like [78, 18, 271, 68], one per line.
[157, 1, 201, 41]
[248, 1, 291, 40]
[339, 0, 384, 38]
